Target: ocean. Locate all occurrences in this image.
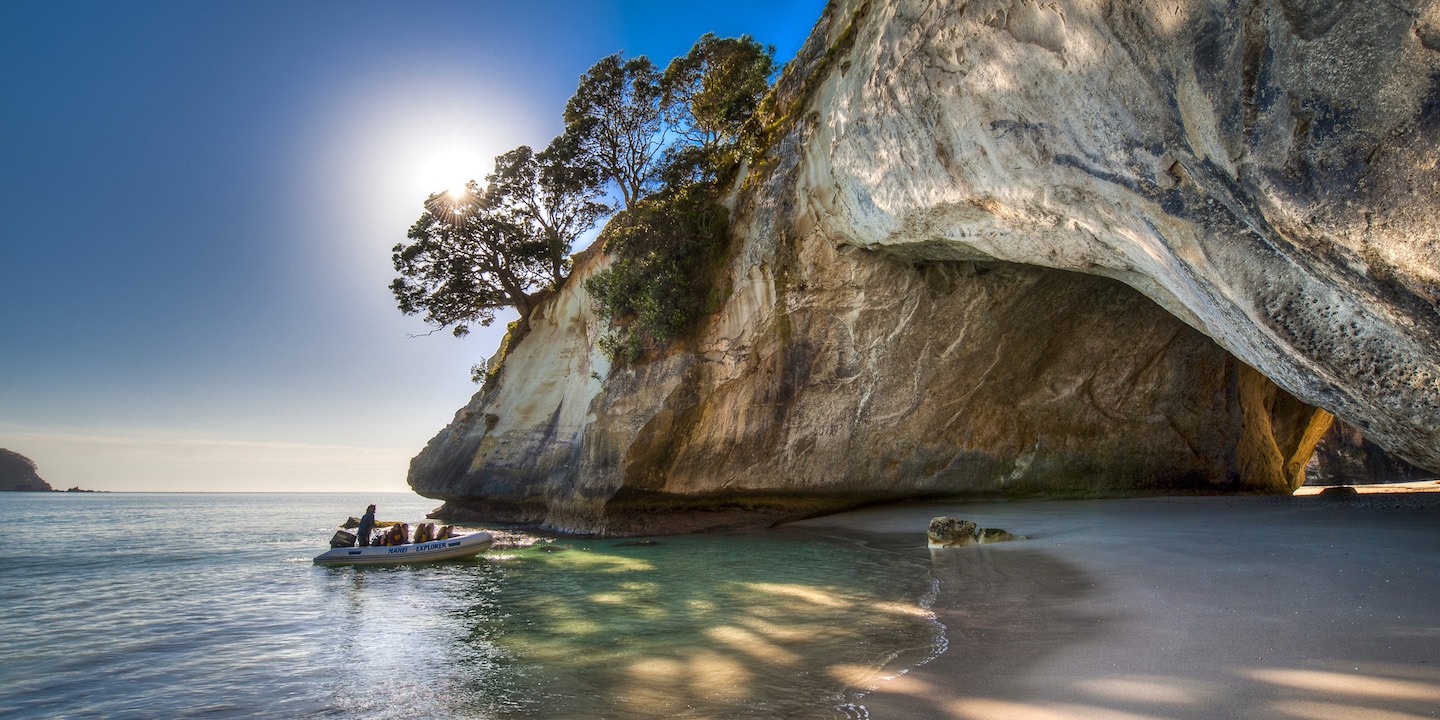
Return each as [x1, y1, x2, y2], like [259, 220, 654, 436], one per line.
[0, 492, 941, 719]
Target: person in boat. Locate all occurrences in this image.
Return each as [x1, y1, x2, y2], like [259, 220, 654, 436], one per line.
[357, 504, 376, 547]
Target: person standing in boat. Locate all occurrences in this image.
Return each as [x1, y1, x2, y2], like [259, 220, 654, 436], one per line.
[357, 504, 376, 547]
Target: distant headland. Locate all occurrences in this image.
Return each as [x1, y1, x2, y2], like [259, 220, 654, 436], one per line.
[0, 448, 102, 492]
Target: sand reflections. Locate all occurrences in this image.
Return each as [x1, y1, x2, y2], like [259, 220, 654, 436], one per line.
[738, 581, 853, 608]
[1074, 675, 1214, 705]
[706, 625, 800, 663]
[472, 534, 938, 718]
[618, 651, 753, 713]
[1244, 668, 1440, 701]
[943, 697, 1168, 720]
[1266, 700, 1435, 720]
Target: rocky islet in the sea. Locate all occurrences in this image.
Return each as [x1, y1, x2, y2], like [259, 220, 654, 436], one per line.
[406, 0, 1440, 535]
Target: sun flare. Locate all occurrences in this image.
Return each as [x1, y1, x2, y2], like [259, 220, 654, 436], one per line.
[411, 141, 485, 203]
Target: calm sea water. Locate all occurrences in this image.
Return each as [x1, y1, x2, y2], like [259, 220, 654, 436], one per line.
[0, 492, 941, 719]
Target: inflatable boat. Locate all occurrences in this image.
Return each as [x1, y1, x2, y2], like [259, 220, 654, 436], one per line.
[313, 531, 494, 566]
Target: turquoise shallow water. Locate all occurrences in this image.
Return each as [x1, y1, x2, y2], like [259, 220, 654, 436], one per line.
[0, 492, 940, 719]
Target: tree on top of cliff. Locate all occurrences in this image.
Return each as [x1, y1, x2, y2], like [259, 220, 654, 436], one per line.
[391, 182, 552, 337]
[561, 53, 667, 210]
[484, 137, 609, 285]
[583, 35, 775, 361]
[659, 33, 775, 182]
[394, 135, 606, 339]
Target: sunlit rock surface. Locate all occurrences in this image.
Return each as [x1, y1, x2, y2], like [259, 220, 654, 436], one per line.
[787, 0, 1439, 467]
[410, 0, 1438, 534]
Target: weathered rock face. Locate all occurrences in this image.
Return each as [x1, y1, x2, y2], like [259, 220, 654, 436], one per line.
[0, 449, 52, 492]
[409, 0, 1437, 534]
[416, 234, 1329, 533]
[787, 0, 1439, 468]
[1308, 418, 1430, 485]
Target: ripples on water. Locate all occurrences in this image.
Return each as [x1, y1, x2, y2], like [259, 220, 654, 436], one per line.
[0, 493, 940, 719]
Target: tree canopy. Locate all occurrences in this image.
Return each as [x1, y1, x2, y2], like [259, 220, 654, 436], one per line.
[393, 33, 781, 366]
[561, 53, 667, 210]
[391, 183, 549, 337]
[484, 137, 608, 285]
[661, 33, 775, 153]
[392, 134, 610, 338]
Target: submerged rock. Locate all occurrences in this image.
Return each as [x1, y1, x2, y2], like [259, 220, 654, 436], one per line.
[979, 528, 1026, 543]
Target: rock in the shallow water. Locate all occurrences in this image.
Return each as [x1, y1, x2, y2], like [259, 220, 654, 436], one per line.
[929, 517, 980, 546]
[979, 528, 1026, 543]
[1319, 485, 1360, 497]
[928, 517, 1025, 547]
[0, 449, 52, 492]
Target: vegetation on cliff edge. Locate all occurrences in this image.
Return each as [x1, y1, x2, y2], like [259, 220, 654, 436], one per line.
[390, 31, 778, 374]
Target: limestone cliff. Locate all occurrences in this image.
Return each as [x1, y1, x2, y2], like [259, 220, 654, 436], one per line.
[410, 0, 1438, 534]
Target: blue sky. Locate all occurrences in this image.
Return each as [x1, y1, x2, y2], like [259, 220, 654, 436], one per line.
[0, 0, 826, 491]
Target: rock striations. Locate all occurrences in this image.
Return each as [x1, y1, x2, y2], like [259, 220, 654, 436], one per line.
[410, 0, 1439, 534]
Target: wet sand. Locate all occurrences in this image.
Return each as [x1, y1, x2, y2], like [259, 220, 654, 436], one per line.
[793, 483, 1440, 719]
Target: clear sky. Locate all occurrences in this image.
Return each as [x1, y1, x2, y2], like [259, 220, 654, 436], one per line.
[0, 0, 826, 492]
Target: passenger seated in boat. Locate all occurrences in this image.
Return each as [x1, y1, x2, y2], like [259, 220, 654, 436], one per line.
[436, 525, 454, 540]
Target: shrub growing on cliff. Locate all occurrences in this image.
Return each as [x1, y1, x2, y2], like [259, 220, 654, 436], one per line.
[583, 35, 775, 362]
[585, 181, 730, 361]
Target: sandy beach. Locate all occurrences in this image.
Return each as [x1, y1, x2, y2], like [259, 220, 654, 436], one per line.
[794, 482, 1440, 720]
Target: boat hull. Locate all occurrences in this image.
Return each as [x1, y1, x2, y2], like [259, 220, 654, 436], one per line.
[313, 531, 493, 566]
